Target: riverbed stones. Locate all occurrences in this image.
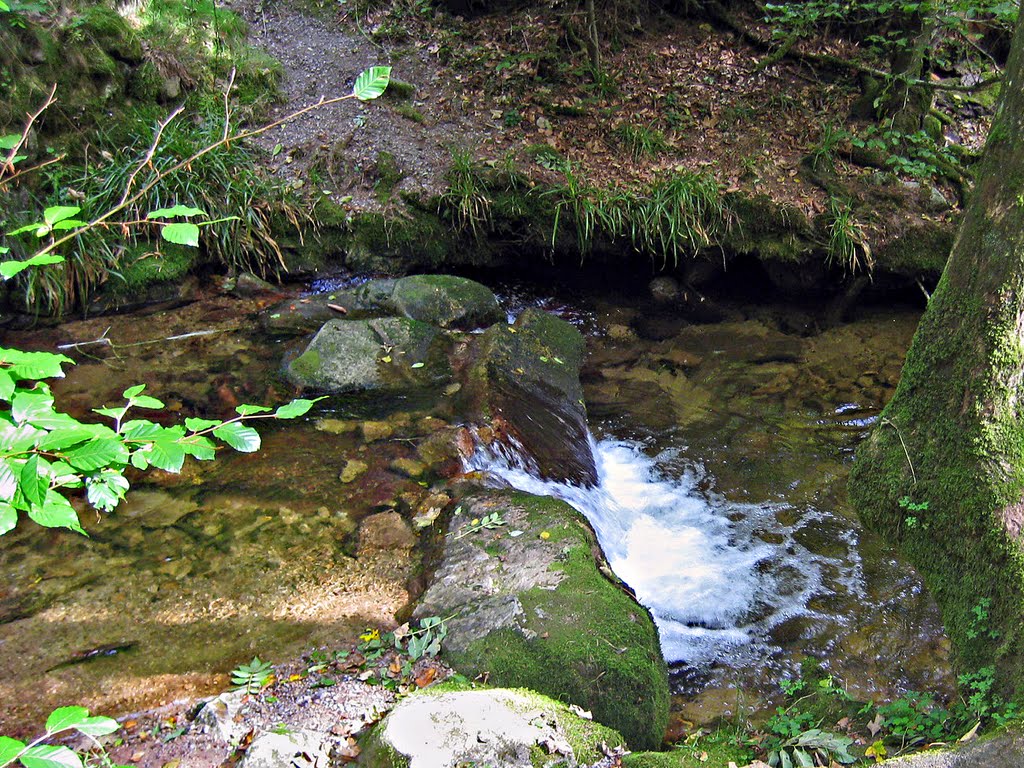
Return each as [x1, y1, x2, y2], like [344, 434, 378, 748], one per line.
[285, 317, 449, 393]
[358, 511, 416, 553]
[880, 726, 1024, 766]
[464, 308, 597, 486]
[237, 729, 331, 768]
[390, 274, 504, 330]
[339, 459, 368, 483]
[414, 490, 669, 750]
[360, 687, 624, 768]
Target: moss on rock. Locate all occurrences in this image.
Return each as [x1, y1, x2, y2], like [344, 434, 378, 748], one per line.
[391, 274, 503, 330]
[416, 491, 670, 750]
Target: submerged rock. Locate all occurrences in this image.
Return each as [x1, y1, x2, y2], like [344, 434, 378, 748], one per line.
[390, 274, 504, 330]
[414, 491, 669, 750]
[360, 687, 624, 768]
[285, 317, 450, 393]
[465, 308, 596, 487]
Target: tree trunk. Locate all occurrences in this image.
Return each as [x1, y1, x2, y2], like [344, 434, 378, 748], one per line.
[850, 11, 1024, 698]
[878, 10, 935, 132]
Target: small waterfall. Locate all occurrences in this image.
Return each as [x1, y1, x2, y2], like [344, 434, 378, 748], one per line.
[467, 434, 854, 670]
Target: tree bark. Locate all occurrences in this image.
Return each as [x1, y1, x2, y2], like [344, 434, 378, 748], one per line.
[850, 11, 1024, 698]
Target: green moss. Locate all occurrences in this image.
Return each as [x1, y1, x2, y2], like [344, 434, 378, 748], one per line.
[384, 78, 417, 100]
[346, 210, 459, 273]
[446, 492, 670, 750]
[109, 243, 197, 294]
[394, 103, 426, 124]
[873, 221, 955, 276]
[624, 728, 753, 767]
[289, 349, 321, 379]
[374, 151, 405, 203]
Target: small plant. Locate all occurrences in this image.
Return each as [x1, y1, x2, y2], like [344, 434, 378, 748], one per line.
[766, 729, 856, 767]
[808, 124, 847, 173]
[0, 706, 120, 768]
[439, 147, 491, 238]
[450, 511, 507, 539]
[872, 691, 952, 752]
[615, 123, 670, 160]
[824, 197, 872, 274]
[898, 496, 928, 531]
[230, 656, 275, 695]
[965, 598, 999, 641]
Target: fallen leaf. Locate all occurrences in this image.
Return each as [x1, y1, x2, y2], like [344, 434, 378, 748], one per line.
[959, 720, 981, 742]
[415, 666, 438, 688]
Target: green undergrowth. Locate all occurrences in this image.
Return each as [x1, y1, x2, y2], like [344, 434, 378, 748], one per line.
[6, 99, 304, 314]
[2, 0, 289, 314]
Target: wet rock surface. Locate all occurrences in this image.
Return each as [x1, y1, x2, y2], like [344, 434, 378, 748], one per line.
[464, 307, 597, 486]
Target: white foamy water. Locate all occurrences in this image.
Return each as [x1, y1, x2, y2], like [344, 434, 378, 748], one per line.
[468, 436, 849, 667]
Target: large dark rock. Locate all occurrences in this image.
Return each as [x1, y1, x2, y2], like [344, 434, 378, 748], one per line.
[284, 317, 450, 393]
[465, 308, 596, 487]
[414, 491, 670, 750]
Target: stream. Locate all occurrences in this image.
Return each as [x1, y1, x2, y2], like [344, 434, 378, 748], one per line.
[0, 276, 953, 735]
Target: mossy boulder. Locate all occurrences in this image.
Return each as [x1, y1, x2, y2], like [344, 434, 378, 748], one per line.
[391, 274, 503, 330]
[285, 317, 450, 393]
[414, 490, 670, 750]
[360, 686, 625, 768]
[465, 307, 596, 486]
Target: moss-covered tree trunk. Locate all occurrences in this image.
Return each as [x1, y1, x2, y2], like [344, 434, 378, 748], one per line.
[850, 13, 1024, 697]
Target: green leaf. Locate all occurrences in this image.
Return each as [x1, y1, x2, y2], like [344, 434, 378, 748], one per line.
[19, 455, 47, 508]
[75, 716, 119, 737]
[147, 205, 206, 219]
[180, 435, 216, 461]
[119, 420, 163, 440]
[19, 744, 83, 768]
[93, 406, 128, 421]
[46, 706, 90, 734]
[49, 219, 86, 231]
[86, 471, 130, 513]
[43, 206, 82, 227]
[0, 736, 26, 765]
[0, 459, 16, 502]
[11, 389, 55, 424]
[235, 404, 273, 416]
[274, 398, 323, 419]
[0, 134, 19, 150]
[122, 385, 146, 398]
[353, 66, 392, 101]
[212, 422, 261, 452]
[129, 395, 164, 410]
[144, 436, 186, 473]
[0, 502, 16, 535]
[0, 423, 45, 453]
[64, 438, 130, 471]
[184, 417, 221, 432]
[0, 347, 72, 380]
[28, 491, 84, 535]
[160, 222, 200, 247]
[37, 424, 115, 451]
[0, 370, 13, 401]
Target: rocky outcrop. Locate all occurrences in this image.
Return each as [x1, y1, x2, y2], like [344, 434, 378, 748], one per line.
[360, 686, 624, 768]
[414, 490, 670, 750]
[285, 317, 449, 393]
[464, 307, 596, 487]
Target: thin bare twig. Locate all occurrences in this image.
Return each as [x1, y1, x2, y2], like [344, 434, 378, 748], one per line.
[1, 84, 57, 179]
[117, 104, 186, 208]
